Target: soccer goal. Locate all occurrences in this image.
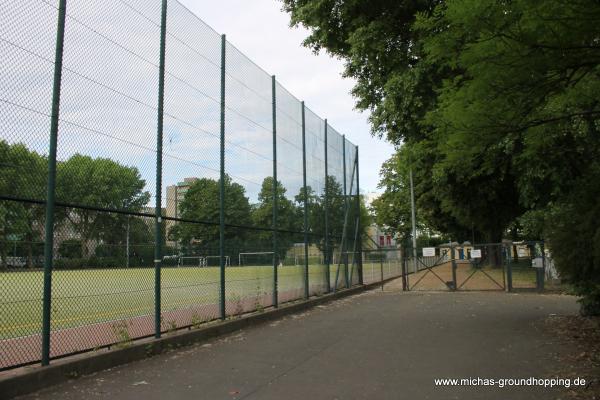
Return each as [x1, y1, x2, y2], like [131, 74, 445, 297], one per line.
[238, 252, 275, 267]
[178, 255, 230, 267]
[204, 255, 230, 267]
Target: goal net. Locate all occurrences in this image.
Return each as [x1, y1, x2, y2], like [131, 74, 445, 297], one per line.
[177, 255, 230, 267]
[238, 252, 275, 267]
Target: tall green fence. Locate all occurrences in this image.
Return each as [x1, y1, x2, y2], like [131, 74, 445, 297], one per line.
[0, 0, 378, 370]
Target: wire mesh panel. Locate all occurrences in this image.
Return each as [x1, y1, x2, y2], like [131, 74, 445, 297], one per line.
[224, 226, 274, 316]
[406, 246, 454, 291]
[304, 107, 327, 296]
[274, 83, 306, 302]
[344, 138, 360, 286]
[223, 41, 274, 315]
[455, 243, 506, 291]
[47, 0, 162, 360]
[0, 0, 59, 369]
[326, 125, 347, 290]
[0, 0, 362, 370]
[161, 1, 223, 330]
[507, 242, 539, 290]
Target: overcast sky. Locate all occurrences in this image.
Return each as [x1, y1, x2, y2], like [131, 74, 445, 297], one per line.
[178, 0, 394, 193]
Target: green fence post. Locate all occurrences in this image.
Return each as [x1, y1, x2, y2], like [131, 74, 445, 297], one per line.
[538, 241, 546, 292]
[301, 101, 309, 299]
[402, 248, 408, 291]
[324, 120, 330, 293]
[356, 146, 363, 285]
[379, 250, 384, 290]
[219, 34, 227, 319]
[41, 0, 68, 366]
[272, 75, 278, 308]
[154, 0, 168, 339]
[506, 244, 513, 292]
[342, 136, 349, 288]
[450, 244, 457, 290]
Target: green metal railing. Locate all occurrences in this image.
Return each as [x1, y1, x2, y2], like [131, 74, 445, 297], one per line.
[0, 0, 393, 371]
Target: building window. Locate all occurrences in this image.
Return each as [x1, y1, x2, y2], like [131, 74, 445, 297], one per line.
[386, 235, 392, 246]
[379, 236, 385, 246]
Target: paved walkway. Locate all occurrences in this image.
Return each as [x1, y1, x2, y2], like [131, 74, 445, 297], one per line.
[18, 282, 579, 400]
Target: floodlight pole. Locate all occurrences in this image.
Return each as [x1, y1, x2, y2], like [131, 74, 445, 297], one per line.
[409, 168, 417, 273]
[41, 0, 67, 366]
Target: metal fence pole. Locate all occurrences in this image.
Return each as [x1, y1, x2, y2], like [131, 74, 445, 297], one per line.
[154, 0, 168, 339]
[402, 249, 408, 291]
[219, 34, 227, 319]
[450, 244, 457, 291]
[41, 0, 68, 366]
[324, 120, 330, 293]
[342, 136, 349, 288]
[380, 251, 384, 290]
[301, 102, 309, 299]
[506, 244, 513, 292]
[356, 147, 363, 285]
[271, 75, 278, 308]
[538, 241, 546, 292]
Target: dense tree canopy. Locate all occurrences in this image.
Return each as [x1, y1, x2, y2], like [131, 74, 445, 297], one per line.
[282, 0, 600, 312]
[57, 154, 150, 257]
[169, 176, 252, 255]
[0, 141, 47, 267]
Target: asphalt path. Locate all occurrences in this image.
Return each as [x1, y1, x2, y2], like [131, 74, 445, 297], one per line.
[18, 281, 579, 400]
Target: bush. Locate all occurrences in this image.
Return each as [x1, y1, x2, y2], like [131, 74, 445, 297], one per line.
[94, 243, 125, 258]
[546, 168, 600, 316]
[58, 239, 83, 259]
[54, 258, 87, 270]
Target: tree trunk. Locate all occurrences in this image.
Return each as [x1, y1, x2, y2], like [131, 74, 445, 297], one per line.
[486, 230, 503, 268]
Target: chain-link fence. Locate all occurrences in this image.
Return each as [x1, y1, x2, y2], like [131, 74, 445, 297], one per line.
[0, 0, 387, 370]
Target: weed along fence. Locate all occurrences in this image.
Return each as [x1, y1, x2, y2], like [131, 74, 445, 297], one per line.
[0, 0, 394, 371]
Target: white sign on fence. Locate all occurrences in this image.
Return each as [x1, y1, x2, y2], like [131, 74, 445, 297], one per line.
[422, 247, 436, 257]
[471, 249, 482, 259]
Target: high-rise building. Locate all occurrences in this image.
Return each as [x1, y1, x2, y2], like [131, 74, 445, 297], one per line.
[165, 177, 199, 247]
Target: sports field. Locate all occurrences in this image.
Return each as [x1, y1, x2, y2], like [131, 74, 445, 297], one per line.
[0, 261, 391, 369]
[0, 264, 362, 341]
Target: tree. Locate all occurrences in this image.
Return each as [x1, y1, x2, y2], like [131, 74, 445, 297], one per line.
[0, 141, 47, 268]
[56, 154, 150, 257]
[169, 176, 252, 257]
[415, 0, 600, 295]
[250, 177, 299, 260]
[281, 0, 439, 144]
[284, 0, 600, 308]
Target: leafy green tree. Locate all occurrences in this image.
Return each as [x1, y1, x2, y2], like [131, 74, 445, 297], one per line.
[250, 177, 299, 260]
[294, 184, 319, 235]
[371, 150, 418, 244]
[284, 0, 600, 301]
[0, 141, 47, 268]
[56, 154, 150, 257]
[169, 176, 251, 257]
[415, 0, 600, 293]
[281, 0, 438, 144]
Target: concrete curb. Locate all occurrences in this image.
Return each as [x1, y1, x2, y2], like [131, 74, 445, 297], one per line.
[0, 278, 399, 399]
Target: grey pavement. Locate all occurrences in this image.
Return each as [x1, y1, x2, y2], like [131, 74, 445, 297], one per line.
[18, 283, 580, 400]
